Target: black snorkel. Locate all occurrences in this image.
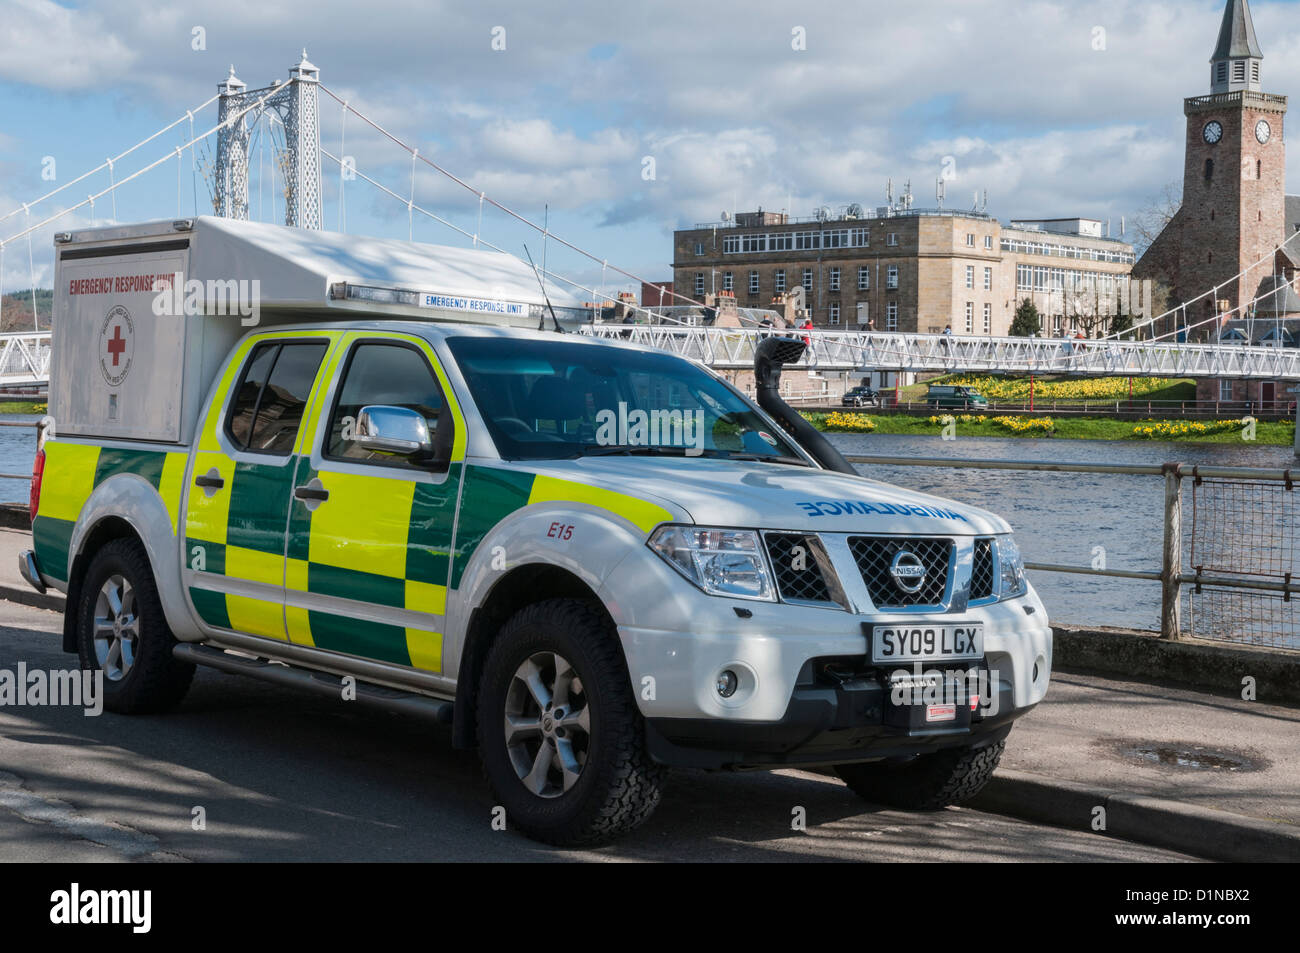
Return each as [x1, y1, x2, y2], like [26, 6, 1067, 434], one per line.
[753, 336, 858, 475]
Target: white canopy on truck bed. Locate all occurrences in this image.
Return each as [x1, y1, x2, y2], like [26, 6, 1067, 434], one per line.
[50, 217, 589, 445]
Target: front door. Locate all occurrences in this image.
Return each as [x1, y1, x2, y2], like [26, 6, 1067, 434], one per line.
[283, 332, 464, 671]
[183, 333, 335, 641]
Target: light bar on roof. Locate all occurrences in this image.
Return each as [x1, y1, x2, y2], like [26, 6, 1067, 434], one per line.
[326, 281, 587, 326]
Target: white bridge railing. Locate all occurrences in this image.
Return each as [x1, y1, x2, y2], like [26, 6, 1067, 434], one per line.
[581, 324, 1300, 379]
[0, 332, 52, 387]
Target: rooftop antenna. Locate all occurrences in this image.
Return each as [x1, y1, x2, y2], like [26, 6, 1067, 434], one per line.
[522, 243, 563, 334]
[982, 189, 988, 213]
[1120, 215, 1126, 236]
[972, 190, 979, 211]
[887, 178, 893, 204]
[936, 178, 945, 208]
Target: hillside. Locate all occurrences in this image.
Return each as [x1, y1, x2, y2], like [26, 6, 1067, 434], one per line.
[0, 288, 52, 331]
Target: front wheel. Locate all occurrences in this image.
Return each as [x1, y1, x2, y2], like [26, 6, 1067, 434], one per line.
[477, 598, 667, 846]
[75, 538, 195, 714]
[835, 738, 1006, 810]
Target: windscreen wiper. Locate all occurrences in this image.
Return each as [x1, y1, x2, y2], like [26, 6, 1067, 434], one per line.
[577, 444, 693, 457]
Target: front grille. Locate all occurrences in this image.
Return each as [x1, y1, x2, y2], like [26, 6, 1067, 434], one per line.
[765, 533, 834, 603]
[970, 538, 995, 601]
[849, 536, 952, 609]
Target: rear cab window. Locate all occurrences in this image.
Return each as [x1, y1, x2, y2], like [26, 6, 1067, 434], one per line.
[226, 340, 329, 454]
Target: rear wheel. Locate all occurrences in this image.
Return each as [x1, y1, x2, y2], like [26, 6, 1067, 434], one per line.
[477, 598, 666, 846]
[75, 538, 195, 714]
[835, 739, 1005, 810]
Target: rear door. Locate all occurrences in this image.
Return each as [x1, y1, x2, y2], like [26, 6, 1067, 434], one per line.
[183, 332, 338, 641]
[282, 331, 466, 671]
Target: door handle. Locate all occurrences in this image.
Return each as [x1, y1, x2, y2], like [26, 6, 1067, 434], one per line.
[294, 485, 330, 502]
[194, 469, 225, 490]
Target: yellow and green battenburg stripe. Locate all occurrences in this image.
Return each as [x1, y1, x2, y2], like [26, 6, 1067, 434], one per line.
[32, 442, 187, 583]
[35, 328, 674, 676]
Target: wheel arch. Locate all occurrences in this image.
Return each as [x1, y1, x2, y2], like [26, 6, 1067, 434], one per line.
[451, 563, 616, 749]
[63, 474, 196, 652]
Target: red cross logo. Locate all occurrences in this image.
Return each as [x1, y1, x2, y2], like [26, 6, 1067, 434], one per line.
[106, 325, 127, 366]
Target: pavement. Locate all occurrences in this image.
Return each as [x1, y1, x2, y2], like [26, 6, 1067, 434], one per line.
[0, 525, 1296, 861]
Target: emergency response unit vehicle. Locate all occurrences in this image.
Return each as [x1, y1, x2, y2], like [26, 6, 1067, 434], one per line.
[22, 216, 1052, 845]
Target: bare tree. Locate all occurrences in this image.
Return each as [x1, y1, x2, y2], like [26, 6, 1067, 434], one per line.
[1131, 182, 1181, 259]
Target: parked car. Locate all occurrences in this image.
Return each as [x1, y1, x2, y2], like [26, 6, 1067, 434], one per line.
[841, 385, 881, 407]
[926, 385, 989, 410]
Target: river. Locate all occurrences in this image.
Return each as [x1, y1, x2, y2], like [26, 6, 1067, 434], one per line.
[2, 415, 1292, 632]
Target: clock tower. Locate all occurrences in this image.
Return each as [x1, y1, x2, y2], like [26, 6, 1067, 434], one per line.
[1175, 0, 1287, 323]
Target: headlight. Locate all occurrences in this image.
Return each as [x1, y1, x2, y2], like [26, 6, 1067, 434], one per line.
[648, 526, 776, 601]
[997, 535, 1028, 600]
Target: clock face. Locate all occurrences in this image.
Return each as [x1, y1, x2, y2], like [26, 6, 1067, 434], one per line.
[1203, 121, 1223, 144]
[1256, 119, 1272, 144]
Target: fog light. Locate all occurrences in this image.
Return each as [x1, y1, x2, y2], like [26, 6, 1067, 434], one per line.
[716, 669, 738, 698]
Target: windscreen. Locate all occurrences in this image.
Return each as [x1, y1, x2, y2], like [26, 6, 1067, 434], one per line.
[446, 336, 807, 463]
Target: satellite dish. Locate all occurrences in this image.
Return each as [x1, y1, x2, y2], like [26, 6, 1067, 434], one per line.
[720, 210, 730, 221]
[814, 205, 831, 222]
[846, 203, 864, 218]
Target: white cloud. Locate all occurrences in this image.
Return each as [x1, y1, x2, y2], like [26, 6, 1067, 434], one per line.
[0, 0, 138, 90]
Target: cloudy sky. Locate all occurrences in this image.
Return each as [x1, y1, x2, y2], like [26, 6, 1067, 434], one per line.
[2, 0, 1300, 299]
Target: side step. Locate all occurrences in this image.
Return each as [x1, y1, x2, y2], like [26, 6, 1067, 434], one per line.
[173, 643, 454, 724]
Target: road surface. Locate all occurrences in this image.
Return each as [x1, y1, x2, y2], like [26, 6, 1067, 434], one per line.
[0, 600, 1196, 862]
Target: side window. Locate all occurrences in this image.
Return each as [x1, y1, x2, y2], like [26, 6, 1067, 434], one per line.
[226, 341, 328, 455]
[325, 342, 447, 470]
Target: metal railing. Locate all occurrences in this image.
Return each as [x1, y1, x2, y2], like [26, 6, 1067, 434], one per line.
[583, 324, 1300, 377]
[843, 454, 1300, 648]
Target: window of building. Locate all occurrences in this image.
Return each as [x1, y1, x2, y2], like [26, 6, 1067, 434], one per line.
[802, 268, 814, 292]
[1233, 60, 1246, 83]
[1216, 62, 1227, 84]
[722, 235, 740, 254]
[694, 273, 705, 295]
[694, 242, 704, 255]
[886, 301, 898, 330]
[887, 233, 899, 246]
[829, 301, 840, 325]
[984, 235, 993, 250]
[1205, 158, 1214, 182]
[984, 266, 993, 291]
[886, 265, 899, 289]
[774, 269, 786, 293]
[1053, 315, 1063, 333]
[795, 231, 822, 251]
[1219, 379, 1233, 402]
[966, 233, 975, 247]
[851, 227, 869, 247]
[741, 234, 766, 253]
[722, 271, 733, 292]
[965, 265, 974, 289]
[824, 229, 848, 249]
[983, 302, 992, 334]
[1252, 61, 1260, 84]
[769, 233, 793, 252]
[965, 301, 974, 333]
[749, 270, 760, 294]
[857, 266, 870, 291]
[829, 266, 840, 291]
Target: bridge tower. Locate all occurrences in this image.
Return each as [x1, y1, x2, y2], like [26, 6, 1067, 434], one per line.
[214, 51, 322, 229]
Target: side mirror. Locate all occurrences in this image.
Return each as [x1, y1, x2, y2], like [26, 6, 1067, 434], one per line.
[355, 405, 434, 459]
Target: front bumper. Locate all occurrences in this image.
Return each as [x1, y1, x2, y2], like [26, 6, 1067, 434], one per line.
[646, 661, 1024, 769]
[603, 544, 1051, 768]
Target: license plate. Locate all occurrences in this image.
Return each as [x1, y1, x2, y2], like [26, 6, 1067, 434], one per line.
[871, 623, 984, 664]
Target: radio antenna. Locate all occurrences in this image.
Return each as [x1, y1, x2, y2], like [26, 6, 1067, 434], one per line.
[523, 243, 563, 333]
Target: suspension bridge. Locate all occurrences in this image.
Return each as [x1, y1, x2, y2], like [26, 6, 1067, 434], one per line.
[4, 51, 1300, 390]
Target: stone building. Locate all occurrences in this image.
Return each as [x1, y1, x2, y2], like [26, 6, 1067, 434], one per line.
[1132, 0, 1300, 409]
[672, 207, 1139, 338]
